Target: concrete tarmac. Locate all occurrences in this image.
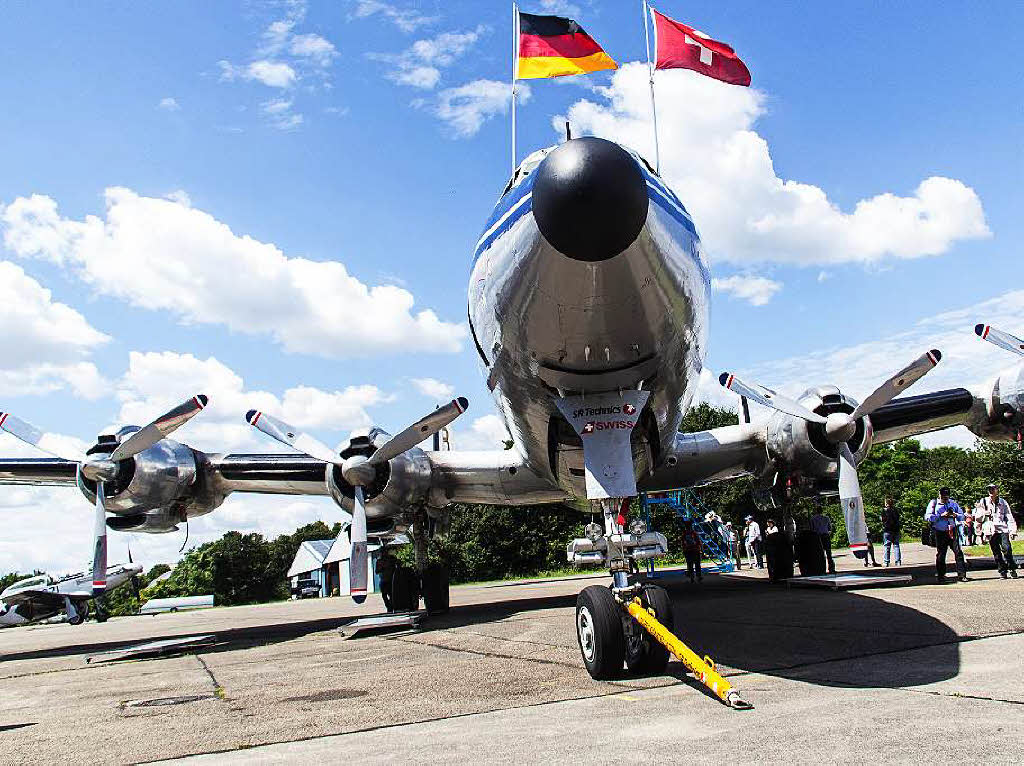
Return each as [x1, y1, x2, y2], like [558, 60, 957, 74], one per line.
[2, 544, 1022, 764]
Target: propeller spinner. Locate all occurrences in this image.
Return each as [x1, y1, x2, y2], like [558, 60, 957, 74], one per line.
[720, 350, 941, 555]
[246, 397, 468, 604]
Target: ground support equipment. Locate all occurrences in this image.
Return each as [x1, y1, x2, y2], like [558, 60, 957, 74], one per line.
[642, 490, 735, 575]
[622, 593, 751, 709]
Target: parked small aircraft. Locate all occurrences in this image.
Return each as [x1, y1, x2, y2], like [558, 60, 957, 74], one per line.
[0, 562, 143, 627]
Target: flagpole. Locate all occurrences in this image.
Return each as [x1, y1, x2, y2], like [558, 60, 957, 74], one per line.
[511, 2, 519, 174]
[642, 0, 661, 173]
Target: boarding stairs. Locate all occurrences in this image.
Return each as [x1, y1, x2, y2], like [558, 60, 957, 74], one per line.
[642, 489, 736, 575]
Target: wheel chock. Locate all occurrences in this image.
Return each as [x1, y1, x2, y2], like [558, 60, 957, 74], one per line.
[624, 597, 752, 709]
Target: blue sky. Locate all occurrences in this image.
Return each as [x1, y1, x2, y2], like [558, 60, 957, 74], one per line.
[0, 0, 1021, 572]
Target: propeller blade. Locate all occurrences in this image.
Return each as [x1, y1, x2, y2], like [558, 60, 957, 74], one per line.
[718, 373, 826, 424]
[349, 486, 368, 604]
[110, 394, 209, 462]
[851, 350, 941, 420]
[92, 482, 108, 597]
[837, 441, 868, 560]
[368, 397, 469, 467]
[0, 412, 85, 462]
[975, 324, 1024, 357]
[245, 410, 340, 465]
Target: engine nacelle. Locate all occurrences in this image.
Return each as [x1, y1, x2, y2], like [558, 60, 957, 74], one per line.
[78, 427, 199, 515]
[762, 385, 873, 502]
[966, 363, 1024, 441]
[325, 427, 433, 528]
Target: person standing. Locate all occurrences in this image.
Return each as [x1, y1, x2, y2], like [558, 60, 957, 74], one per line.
[375, 545, 399, 611]
[744, 516, 763, 569]
[964, 506, 977, 546]
[809, 507, 836, 574]
[881, 497, 902, 566]
[681, 521, 703, 583]
[979, 483, 1018, 579]
[725, 521, 742, 569]
[924, 487, 968, 583]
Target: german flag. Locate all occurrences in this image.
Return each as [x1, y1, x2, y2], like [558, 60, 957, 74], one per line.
[516, 12, 617, 80]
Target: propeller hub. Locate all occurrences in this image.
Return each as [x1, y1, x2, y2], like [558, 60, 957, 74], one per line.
[824, 412, 856, 444]
[341, 455, 376, 487]
[80, 458, 118, 483]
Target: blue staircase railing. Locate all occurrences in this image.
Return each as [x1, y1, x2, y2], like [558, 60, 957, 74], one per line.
[642, 489, 736, 575]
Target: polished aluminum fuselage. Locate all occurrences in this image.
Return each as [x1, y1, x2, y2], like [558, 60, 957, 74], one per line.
[469, 145, 710, 497]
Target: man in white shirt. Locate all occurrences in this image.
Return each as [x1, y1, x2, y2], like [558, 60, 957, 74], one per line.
[980, 483, 1018, 579]
[744, 516, 763, 569]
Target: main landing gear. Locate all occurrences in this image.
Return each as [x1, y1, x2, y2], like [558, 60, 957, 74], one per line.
[382, 510, 451, 615]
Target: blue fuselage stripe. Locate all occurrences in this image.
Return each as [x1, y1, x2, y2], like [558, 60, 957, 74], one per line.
[473, 174, 537, 263]
[472, 162, 699, 262]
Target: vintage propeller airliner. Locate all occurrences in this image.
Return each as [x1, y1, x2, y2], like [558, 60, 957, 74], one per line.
[2, 137, 1022, 678]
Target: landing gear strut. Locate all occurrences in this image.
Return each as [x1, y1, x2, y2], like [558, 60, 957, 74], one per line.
[409, 509, 450, 615]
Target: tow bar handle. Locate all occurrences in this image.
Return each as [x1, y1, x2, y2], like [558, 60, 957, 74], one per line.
[625, 597, 752, 710]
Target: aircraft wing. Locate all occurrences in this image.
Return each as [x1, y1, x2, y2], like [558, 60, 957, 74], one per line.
[0, 458, 78, 486]
[1, 589, 67, 610]
[868, 387, 977, 443]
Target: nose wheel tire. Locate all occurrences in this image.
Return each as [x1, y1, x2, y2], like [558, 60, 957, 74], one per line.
[625, 584, 673, 675]
[576, 585, 625, 680]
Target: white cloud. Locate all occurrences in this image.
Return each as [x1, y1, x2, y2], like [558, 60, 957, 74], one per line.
[157, 97, 180, 111]
[219, 59, 298, 88]
[261, 98, 304, 130]
[711, 274, 781, 306]
[538, 0, 582, 15]
[290, 33, 338, 67]
[351, 1, 438, 33]
[1, 189, 466, 358]
[371, 26, 487, 91]
[435, 79, 531, 138]
[410, 377, 455, 400]
[450, 414, 511, 451]
[0, 261, 109, 398]
[112, 351, 392, 454]
[562, 63, 990, 267]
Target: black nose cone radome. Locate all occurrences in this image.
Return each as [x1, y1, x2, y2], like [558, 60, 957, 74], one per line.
[532, 137, 649, 263]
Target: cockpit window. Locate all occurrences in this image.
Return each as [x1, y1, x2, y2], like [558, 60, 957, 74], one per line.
[501, 147, 554, 197]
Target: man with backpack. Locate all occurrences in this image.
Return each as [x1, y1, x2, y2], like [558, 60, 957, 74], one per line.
[924, 487, 968, 583]
[979, 483, 1018, 579]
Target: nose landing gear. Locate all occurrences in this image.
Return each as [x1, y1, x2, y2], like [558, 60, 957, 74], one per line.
[570, 498, 751, 708]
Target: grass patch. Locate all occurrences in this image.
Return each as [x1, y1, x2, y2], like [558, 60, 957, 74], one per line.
[964, 540, 1024, 557]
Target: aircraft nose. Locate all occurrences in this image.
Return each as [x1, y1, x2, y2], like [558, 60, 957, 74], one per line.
[532, 137, 649, 262]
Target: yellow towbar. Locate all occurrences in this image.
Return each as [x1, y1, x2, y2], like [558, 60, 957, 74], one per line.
[625, 597, 751, 709]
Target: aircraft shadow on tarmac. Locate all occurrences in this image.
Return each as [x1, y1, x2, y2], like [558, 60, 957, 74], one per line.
[1, 563, 966, 692]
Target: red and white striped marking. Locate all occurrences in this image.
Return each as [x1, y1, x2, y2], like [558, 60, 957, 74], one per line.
[250, 411, 262, 426]
[724, 374, 735, 390]
[926, 350, 939, 366]
[849, 543, 868, 552]
[0, 413, 7, 428]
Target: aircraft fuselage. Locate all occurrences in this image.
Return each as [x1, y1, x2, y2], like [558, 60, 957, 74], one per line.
[469, 138, 710, 498]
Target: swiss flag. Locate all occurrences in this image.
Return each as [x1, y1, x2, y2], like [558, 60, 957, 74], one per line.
[652, 9, 750, 86]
